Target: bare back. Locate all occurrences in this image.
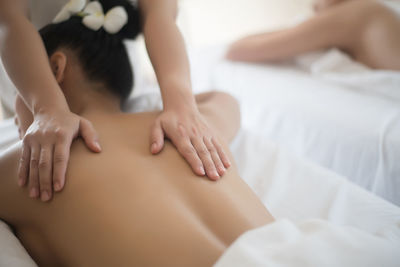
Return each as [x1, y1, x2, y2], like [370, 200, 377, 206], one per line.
[0, 97, 273, 266]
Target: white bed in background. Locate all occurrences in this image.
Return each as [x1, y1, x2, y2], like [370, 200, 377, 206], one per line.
[172, 0, 400, 206]
[184, 45, 400, 206]
[1, 92, 399, 267]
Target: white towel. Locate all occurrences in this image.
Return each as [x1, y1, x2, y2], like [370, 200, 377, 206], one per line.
[215, 219, 400, 267]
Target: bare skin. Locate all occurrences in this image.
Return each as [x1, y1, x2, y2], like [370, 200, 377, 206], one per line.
[0, 49, 274, 266]
[226, 0, 400, 70]
[0, 0, 102, 201]
[0, 0, 229, 203]
[140, 0, 231, 179]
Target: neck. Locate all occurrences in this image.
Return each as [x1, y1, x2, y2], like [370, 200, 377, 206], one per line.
[63, 81, 122, 117]
[58, 50, 123, 117]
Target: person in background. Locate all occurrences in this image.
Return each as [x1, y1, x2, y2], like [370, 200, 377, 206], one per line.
[226, 0, 400, 70]
[0, 0, 231, 202]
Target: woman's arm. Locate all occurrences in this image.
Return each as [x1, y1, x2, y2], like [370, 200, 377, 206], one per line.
[0, 0, 100, 202]
[139, 0, 192, 108]
[139, 0, 231, 180]
[226, 1, 355, 63]
[0, 1, 66, 115]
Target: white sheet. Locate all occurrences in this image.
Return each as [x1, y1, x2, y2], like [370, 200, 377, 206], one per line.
[230, 130, 400, 234]
[218, 130, 400, 266]
[1, 96, 400, 266]
[215, 219, 400, 267]
[187, 46, 400, 206]
[295, 48, 400, 102]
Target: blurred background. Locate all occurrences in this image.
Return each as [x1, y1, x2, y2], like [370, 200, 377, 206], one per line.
[176, 0, 314, 47]
[0, 0, 315, 122]
[133, 0, 315, 86]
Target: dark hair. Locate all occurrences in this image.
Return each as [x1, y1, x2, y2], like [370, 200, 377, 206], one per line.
[39, 0, 141, 102]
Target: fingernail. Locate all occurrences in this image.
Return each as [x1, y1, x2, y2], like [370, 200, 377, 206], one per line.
[213, 171, 220, 178]
[199, 166, 205, 175]
[95, 141, 102, 151]
[151, 143, 157, 153]
[41, 191, 50, 202]
[29, 188, 38, 198]
[54, 182, 62, 192]
[18, 178, 24, 187]
[219, 167, 226, 175]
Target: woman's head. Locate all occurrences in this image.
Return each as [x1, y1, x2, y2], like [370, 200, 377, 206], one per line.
[39, 0, 141, 103]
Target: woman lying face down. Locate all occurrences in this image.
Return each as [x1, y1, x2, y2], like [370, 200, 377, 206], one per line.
[0, 1, 274, 266]
[227, 0, 400, 70]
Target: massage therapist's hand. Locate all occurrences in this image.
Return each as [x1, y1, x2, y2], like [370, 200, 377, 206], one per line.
[150, 104, 231, 180]
[17, 106, 101, 202]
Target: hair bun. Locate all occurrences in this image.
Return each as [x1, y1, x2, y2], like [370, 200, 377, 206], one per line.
[99, 0, 141, 39]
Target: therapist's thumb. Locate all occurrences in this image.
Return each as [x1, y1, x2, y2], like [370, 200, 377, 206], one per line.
[150, 120, 164, 154]
[80, 119, 102, 153]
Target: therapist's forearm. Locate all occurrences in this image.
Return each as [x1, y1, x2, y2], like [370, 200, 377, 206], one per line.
[142, 11, 196, 110]
[0, 7, 69, 114]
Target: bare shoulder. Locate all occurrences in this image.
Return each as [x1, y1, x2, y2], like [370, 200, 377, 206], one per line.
[195, 92, 240, 143]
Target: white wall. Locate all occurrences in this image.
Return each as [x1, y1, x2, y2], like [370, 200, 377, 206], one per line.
[177, 0, 314, 47]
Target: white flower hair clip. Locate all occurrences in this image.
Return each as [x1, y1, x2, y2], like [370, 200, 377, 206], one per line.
[53, 0, 128, 34]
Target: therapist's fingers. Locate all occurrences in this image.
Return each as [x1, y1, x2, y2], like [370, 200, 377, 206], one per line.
[80, 119, 102, 153]
[212, 137, 231, 168]
[38, 145, 53, 202]
[175, 137, 205, 176]
[53, 140, 70, 192]
[18, 144, 30, 187]
[204, 137, 225, 177]
[28, 145, 40, 199]
[150, 120, 165, 154]
[192, 138, 219, 180]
